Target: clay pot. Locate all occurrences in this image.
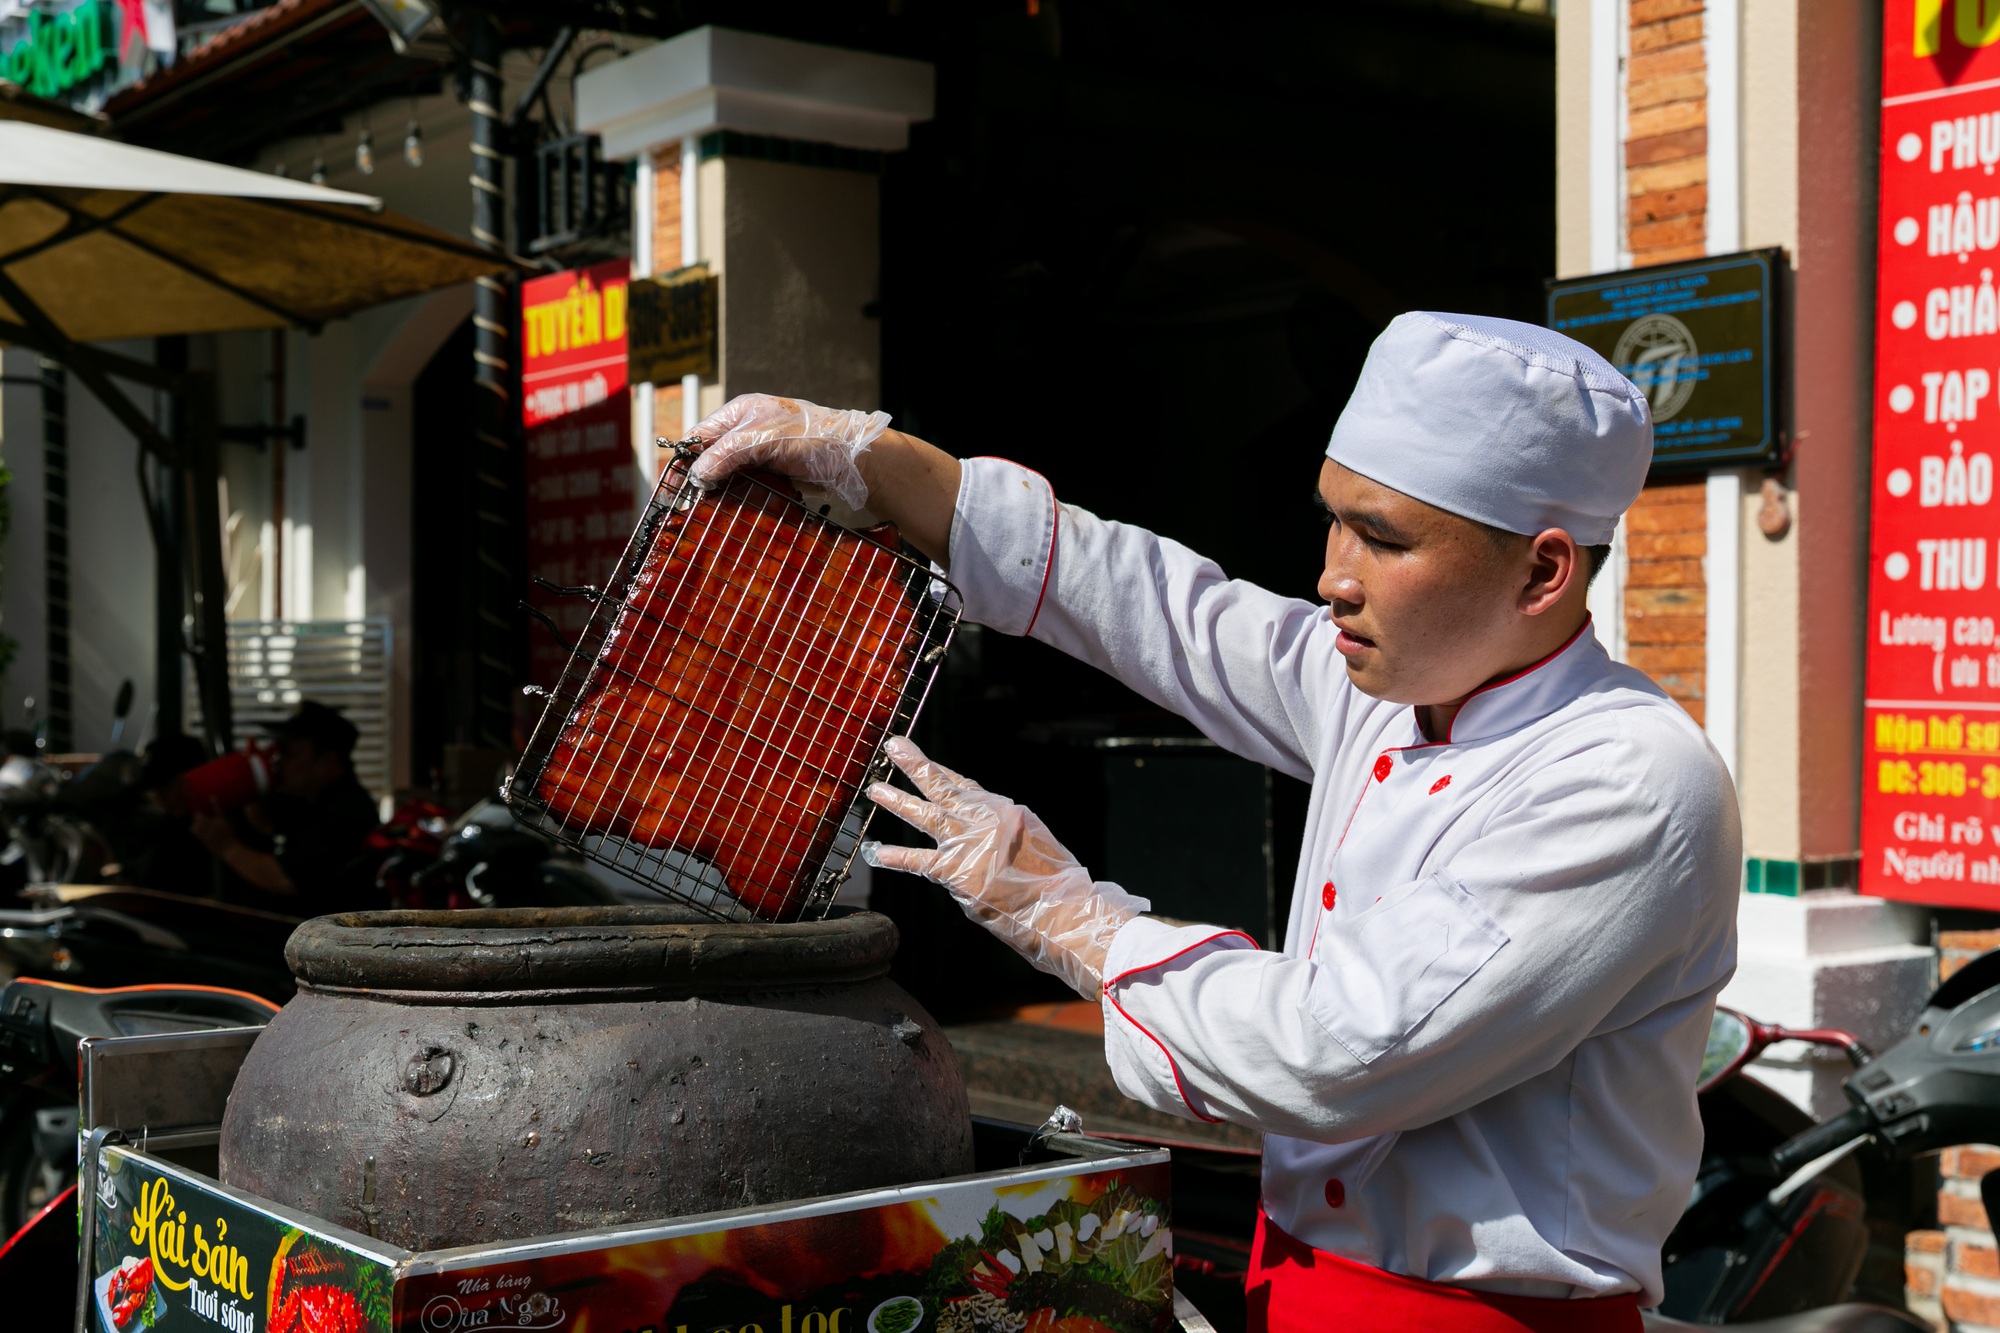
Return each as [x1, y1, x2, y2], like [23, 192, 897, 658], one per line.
[219, 906, 971, 1252]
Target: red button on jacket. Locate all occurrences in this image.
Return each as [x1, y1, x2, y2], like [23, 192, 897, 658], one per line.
[1372, 755, 1393, 782]
[1321, 882, 1336, 911]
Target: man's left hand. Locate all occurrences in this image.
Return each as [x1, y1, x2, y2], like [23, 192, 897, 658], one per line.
[862, 737, 1150, 1000]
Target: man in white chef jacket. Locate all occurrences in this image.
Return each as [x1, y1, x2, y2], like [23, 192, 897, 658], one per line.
[689, 312, 1740, 1333]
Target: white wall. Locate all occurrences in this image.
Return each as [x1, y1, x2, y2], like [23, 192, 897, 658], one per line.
[64, 345, 161, 750]
[0, 344, 161, 750]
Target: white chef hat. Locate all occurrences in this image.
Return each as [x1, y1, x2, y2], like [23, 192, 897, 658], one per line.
[1325, 312, 1652, 546]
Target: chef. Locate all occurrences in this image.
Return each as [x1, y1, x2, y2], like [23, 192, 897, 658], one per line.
[689, 312, 1741, 1333]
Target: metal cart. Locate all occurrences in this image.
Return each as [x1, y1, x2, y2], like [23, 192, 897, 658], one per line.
[75, 1026, 1190, 1333]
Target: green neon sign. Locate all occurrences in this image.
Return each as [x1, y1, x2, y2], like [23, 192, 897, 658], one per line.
[1, 0, 111, 101]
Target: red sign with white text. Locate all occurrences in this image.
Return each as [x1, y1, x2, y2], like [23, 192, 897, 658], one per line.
[520, 260, 636, 686]
[1863, 1, 2000, 907]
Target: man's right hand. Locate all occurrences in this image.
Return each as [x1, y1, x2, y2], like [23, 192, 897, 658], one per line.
[687, 393, 964, 565]
[688, 394, 891, 509]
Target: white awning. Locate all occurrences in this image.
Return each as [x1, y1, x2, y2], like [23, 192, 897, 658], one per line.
[0, 121, 381, 208]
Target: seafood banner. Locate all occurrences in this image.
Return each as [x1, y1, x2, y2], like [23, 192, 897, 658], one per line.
[1864, 0, 2000, 907]
[522, 258, 639, 688]
[393, 1161, 1173, 1333]
[89, 1147, 397, 1333]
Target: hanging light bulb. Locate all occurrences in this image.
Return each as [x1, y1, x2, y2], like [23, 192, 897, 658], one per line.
[355, 127, 375, 175]
[403, 119, 423, 168]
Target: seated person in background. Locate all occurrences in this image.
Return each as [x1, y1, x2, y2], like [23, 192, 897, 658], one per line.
[191, 701, 383, 915]
[120, 731, 215, 892]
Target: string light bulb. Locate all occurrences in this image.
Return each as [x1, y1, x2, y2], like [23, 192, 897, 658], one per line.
[355, 127, 375, 175]
[309, 151, 326, 185]
[403, 119, 423, 168]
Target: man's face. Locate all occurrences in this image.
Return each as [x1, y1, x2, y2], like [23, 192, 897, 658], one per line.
[274, 736, 343, 798]
[1316, 459, 1550, 706]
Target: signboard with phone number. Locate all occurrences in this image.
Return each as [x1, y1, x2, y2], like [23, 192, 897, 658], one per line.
[1862, 0, 2000, 908]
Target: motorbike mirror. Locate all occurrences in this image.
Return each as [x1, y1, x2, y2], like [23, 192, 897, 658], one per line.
[1930, 949, 2000, 1018]
[1698, 1008, 1756, 1093]
[108, 679, 134, 750]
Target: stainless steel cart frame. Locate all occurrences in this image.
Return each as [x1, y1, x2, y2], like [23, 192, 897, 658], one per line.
[76, 1028, 1181, 1333]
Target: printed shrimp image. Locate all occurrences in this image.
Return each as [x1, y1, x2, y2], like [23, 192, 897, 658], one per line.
[266, 1234, 383, 1333]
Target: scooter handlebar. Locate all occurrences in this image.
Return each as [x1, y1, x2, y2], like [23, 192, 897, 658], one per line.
[1768, 1103, 1875, 1179]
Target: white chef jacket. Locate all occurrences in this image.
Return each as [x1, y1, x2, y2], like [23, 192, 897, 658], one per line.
[945, 457, 1741, 1306]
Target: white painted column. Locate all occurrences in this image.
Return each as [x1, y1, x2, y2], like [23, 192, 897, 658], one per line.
[1585, 0, 1627, 659]
[574, 26, 934, 437]
[1586, 515, 1628, 662]
[1705, 0, 1741, 256]
[632, 152, 657, 475]
[680, 135, 701, 438]
[1705, 470, 1742, 779]
[1589, 0, 1623, 273]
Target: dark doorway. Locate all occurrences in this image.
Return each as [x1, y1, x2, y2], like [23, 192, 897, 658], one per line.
[409, 317, 480, 789]
[867, 0, 1557, 1017]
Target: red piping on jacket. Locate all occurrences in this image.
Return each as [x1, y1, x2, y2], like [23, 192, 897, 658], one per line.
[1103, 929, 1259, 1122]
[965, 459, 1060, 638]
[1304, 615, 1593, 957]
[1428, 614, 1593, 744]
[1022, 471, 1058, 637]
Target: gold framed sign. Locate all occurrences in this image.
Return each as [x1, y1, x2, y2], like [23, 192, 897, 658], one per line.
[628, 264, 718, 385]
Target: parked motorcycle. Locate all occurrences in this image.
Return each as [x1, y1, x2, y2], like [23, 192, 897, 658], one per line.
[0, 682, 188, 893]
[378, 794, 627, 910]
[0, 883, 303, 1001]
[0, 976, 278, 1325]
[1653, 953, 2000, 1325]
[0, 976, 276, 1230]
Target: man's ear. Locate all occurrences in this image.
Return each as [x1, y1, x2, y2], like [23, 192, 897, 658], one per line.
[1519, 529, 1580, 616]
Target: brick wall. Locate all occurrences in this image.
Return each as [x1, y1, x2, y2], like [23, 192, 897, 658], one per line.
[1908, 1147, 2000, 1331]
[1620, 0, 1709, 717]
[1909, 934, 2000, 1330]
[652, 147, 683, 279]
[1942, 930, 2000, 983]
[1627, 0, 1708, 264]
[1624, 480, 1707, 723]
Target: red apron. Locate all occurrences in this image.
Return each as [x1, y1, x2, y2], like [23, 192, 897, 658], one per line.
[1246, 1209, 1643, 1333]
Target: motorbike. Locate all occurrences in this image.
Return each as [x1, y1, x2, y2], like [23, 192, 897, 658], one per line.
[1650, 950, 2000, 1326]
[0, 883, 304, 1001]
[0, 682, 168, 893]
[0, 977, 279, 1325]
[378, 794, 630, 910]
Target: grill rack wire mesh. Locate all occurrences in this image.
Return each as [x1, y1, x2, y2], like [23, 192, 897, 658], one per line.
[504, 442, 962, 921]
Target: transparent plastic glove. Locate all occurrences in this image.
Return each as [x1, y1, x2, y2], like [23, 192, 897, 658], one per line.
[688, 393, 891, 509]
[860, 737, 1150, 1000]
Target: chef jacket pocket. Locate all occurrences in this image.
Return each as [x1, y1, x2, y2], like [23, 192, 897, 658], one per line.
[1307, 871, 1509, 1065]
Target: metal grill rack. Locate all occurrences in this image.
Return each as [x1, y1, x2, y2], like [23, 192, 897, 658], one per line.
[506, 443, 961, 921]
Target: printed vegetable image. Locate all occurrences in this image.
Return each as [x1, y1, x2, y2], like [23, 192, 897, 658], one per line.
[870, 1295, 926, 1333]
[922, 1181, 1171, 1333]
[107, 1255, 155, 1329]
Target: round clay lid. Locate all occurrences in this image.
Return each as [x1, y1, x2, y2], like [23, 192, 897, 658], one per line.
[285, 905, 898, 1002]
